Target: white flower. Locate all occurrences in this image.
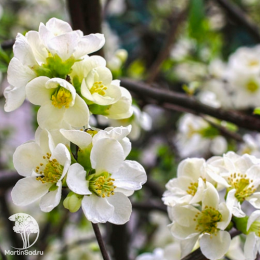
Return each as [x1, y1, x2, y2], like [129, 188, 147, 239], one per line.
[163, 158, 227, 208]
[226, 45, 260, 75]
[208, 151, 260, 217]
[224, 45, 260, 109]
[26, 76, 89, 129]
[208, 59, 226, 79]
[136, 243, 181, 260]
[228, 71, 260, 109]
[169, 182, 232, 260]
[66, 137, 146, 224]
[175, 114, 227, 158]
[5, 17, 105, 112]
[104, 84, 133, 119]
[81, 66, 122, 105]
[244, 210, 260, 260]
[11, 130, 71, 212]
[238, 133, 260, 158]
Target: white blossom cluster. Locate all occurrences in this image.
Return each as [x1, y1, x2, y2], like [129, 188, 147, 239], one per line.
[204, 45, 260, 109]
[5, 18, 147, 225]
[163, 152, 260, 260]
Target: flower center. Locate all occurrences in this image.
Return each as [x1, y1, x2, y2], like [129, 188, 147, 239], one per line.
[246, 80, 259, 93]
[186, 177, 206, 196]
[35, 153, 64, 183]
[51, 87, 73, 108]
[89, 172, 116, 198]
[248, 60, 259, 67]
[194, 206, 222, 235]
[248, 221, 260, 237]
[90, 81, 107, 96]
[227, 173, 255, 202]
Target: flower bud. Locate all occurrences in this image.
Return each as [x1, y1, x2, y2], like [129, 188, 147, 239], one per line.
[63, 192, 83, 213]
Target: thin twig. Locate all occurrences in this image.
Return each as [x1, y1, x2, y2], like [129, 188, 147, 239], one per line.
[121, 78, 260, 132]
[146, 9, 187, 83]
[132, 201, 167, 213]
[201, 115, 243, 142]
[91, 223, 110, 260]
[213, 0, 260, 42]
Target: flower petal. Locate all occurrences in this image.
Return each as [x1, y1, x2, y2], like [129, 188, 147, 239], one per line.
[81, 195, 114, 223]
[46, 18, 72, 34]
[244, 232, 258, 260]
[13, 142, 45, 177]
[202, 182, 219, 209]
[107, 193, 132, 224]
[4, 85, 26, 112]
[91, 138, 125, 173]
[200, 231, 231, 260]
[7, 57, 36, 88]
[64, 95, 89, 127]
[60, 129, 92, 149]
[51, 143, 71, 173]
[74, 33, 105, 59]
[40, 182, 62, 212]
[67, 163, 91, 195]
[26, 76, 52, 105]
[13, 33, 37, 67]
[47, 31, 80, 61]
[112, 160, 146, 191]
[177, 158, 205, 180]
[11, 177, 51, 206]
[26, 31, 48, 65]
[37, 103, 65, 129]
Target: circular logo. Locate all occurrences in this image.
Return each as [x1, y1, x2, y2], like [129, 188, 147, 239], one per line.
[8, 213, 40, 250]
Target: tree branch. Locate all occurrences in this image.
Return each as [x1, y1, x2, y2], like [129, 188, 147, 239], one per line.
[213, 0, 260, 42]
[146, 9, 187, 83]
[92, 223, 110, 260]
[132, 201, 167, 213]
[121, 78, 260, 132]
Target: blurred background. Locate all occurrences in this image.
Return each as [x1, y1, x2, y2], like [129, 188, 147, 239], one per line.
[1, 0, 260, 259]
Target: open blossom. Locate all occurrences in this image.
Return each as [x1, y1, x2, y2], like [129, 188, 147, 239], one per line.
[169, 183, 232, 260]
[11, 130, 71, 212]
[208, 151, 260, 217]
[66, 134, 146, 224]
[175, 113, 227, 158]
[163, 158, 228, 208]
[4, 17, 105, 112]
[238, 133, 260, 158]
[81, 66, 122, 106]
[224, 45, 260, 109]
[26, 76, 89, 129]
